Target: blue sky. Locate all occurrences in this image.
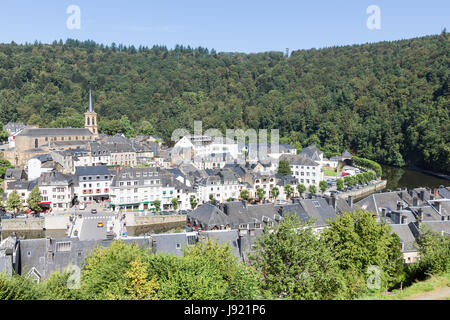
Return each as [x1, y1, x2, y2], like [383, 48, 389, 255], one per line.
[0, 0, 448, 53]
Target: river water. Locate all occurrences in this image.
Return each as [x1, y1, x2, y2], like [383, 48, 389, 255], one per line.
[381, 165, 449, 191]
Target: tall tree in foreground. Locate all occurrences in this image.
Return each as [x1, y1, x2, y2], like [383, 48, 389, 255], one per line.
[322, 209, 405, 295]
[249, 214, 348, 300]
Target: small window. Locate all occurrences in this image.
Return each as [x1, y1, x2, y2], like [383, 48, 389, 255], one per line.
[176, 243, 181, 249]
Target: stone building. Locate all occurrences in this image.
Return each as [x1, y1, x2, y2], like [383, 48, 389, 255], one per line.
[3, 91, 99, 167]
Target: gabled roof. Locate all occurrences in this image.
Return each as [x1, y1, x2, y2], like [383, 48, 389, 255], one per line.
[75, 166, 111, 177]
[299, 145, 322, 161]
[16, 128, 93, 137]
[279, 154, 319, 166]
[390, 224, 418, 252]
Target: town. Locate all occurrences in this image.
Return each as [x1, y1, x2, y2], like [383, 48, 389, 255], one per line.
[0, 91, 448, 287]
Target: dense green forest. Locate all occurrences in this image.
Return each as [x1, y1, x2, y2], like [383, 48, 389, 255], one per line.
[0, 33, 448, 173]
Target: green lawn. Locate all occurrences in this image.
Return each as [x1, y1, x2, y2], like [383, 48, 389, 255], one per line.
[357, 273, 450, 300]
[323, 170, 337, 176]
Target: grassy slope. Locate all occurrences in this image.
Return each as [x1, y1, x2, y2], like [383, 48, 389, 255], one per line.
[357, 273, 450, 300]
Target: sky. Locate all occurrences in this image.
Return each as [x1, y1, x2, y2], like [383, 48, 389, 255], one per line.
[0, 0, 448, 53]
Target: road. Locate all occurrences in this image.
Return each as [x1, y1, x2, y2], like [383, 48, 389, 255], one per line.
[77, 212, 115, 241]
[406, 286, 450, 300]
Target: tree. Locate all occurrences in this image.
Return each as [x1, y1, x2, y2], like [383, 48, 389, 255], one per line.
[284, 184, 293, 199]
[322, 209, 405, 293]
[319, 181, 328, 194]
[240, 189, 250, 202]
[309, 185, 317, 195]
[125, 257, 159, 300]
[171, 198, 178, 211]
[296, 184, 306, 197]
[7, 190, 22, 216]
[256, 188, 266, 202]
[80, 241, 153, 300]
[415, 224, 450, 276]
[249, 214, 348, 299]
[0, 159, 14, 179]
[277, 160, 292, 176]
[271, 187, 280, 200]
[336, 178, 344, 191]
[27, 186, 42, 213]
[189, 195, 198, 210]
[153, 200, 161, 214]
[209, 194, 216, 205]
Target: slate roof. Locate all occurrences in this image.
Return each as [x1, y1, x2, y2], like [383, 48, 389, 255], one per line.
[16, 128, 93, 137]
[422, 221, 450, 235]
[4, 168, 27, 181]
[75, 166, 111, 177]
[299, 145, 322, 161]
[151, 233, 196, 256]
[279, 154, 319, 166]
[199, 230, 241, 258]
[390, 224, 419, 252]
[38, 172, 73, 187]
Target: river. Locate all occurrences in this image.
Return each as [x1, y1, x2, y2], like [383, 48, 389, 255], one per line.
[381, 165, 449, 191]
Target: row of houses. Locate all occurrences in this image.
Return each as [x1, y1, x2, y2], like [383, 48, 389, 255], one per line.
[1, 186, 448, 282]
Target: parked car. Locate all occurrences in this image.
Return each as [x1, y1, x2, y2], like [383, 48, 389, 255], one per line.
[97, 221, 103, 228]
[91, 209, 98, 214]
[79, 203, 86, 210]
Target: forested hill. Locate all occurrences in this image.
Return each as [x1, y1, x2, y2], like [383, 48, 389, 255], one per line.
[0, 34, 448, 173]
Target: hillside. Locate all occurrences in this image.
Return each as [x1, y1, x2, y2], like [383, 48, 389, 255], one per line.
[0, 34, 448, 173]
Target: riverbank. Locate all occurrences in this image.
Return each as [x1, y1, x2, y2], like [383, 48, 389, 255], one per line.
[381, 164, 449, 191]
[336, 180, 387, 202]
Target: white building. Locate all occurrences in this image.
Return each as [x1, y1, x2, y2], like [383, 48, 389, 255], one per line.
[279, 154, 323, 189]
[197, 171, 240, 204]
[110, 167, 163, 211]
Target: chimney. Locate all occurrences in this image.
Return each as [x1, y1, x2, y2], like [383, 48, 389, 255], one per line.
[347, 196, 353, 208]
[331, 197, 336, 211]
[397, 201, 404, 211]
[413, 197, 418, 207]
[420, 190, 425, 201]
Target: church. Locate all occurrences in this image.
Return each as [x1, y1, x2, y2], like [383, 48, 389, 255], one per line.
[4, 90, 99, 167]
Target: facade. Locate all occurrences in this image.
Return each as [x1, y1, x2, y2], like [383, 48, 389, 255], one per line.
[197, 170, 240, 204]
[74, 166, 112, 203]
[38, 171, 74, 211]
[110, 167, 163, 211]
[279, 154, 322, 188]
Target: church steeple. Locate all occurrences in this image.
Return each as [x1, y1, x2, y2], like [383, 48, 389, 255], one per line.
[85, 88, 98, 139]
[88, 88, 94, 113]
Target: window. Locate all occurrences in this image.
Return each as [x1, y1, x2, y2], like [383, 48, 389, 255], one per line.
[176, 243, 181, 249]
[56, 241, 72, 252]
[186, 235, 196, 246]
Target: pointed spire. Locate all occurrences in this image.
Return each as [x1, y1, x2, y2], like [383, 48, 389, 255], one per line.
[88, 88, 94, 113]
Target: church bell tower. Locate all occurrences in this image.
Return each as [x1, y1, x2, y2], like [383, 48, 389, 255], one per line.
[85, 89, 98, 138]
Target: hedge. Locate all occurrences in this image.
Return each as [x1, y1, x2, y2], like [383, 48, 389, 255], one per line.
[352, 156, 382, 178]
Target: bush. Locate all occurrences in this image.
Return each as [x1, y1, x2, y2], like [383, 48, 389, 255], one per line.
[353, 156, 382, 177]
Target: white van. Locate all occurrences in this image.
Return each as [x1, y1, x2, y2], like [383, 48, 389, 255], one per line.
[79, 203, 86, 210]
